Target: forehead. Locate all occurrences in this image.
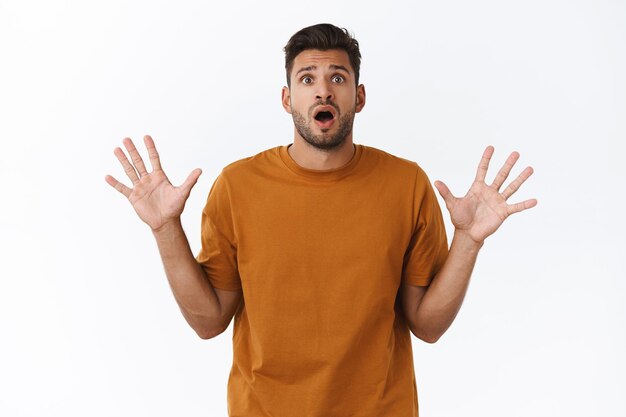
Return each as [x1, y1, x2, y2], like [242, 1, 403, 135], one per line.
[292, 49, 352, 73]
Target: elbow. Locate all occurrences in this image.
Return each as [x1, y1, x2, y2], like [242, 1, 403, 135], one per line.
[191, 316, 227, 340]
[197, 330, 215, 340]
[410, 325, 442, 344]
[180, 306, 227, 340]
[420, 333, 441, 344]
[196, 325, 226, 340]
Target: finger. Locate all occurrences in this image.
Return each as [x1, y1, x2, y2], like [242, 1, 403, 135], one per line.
[104, 174, 132, 198]
[144, 134, 162, 171]
[179, 168, 202, 196]
[114, 146, 140, 185]
[123, 137, 149, 177]
[491, 151, 520, 191]
[474, 145, 495, 183]
[507, 198, 538, 216]
[502, 166, 534, 200]
[433, 180, 455, 207]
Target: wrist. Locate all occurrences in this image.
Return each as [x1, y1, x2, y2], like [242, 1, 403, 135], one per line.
[152, 217, 183, 237]
[452, 228, 484, 252]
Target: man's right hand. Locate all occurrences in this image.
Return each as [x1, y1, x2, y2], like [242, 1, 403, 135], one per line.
[105, 135, 202, 232]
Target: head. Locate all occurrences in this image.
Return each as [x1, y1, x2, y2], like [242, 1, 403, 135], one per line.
[284, 23, 361, 89]
[281, 23, 366, 151]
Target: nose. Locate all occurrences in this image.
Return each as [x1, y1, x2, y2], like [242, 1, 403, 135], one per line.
[315, 79, 334, 102]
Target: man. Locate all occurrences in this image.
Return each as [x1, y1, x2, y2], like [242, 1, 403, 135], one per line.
[105, 23, 536, 417]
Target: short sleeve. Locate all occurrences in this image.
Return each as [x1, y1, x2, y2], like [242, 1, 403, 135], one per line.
[401, 165, 449, 286]
[195, 171, 242, 291]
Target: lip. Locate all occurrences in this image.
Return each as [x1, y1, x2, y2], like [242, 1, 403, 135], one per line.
[314, 117, 336, 129]
[312, 105, 337, 120]
[312, 105, 337, 130]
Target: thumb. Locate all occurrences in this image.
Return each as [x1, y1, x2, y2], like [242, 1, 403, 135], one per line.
[433, 180, 454, 205]
[180, 168, 202, 196]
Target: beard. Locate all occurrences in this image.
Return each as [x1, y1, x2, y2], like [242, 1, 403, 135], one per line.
[291, 104, 356, 151]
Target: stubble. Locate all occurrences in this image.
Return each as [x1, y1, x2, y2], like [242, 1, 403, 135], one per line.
[291, 105, 356, 151]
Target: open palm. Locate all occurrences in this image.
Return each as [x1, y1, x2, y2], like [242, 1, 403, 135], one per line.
[105, 135, 202, 231]
[434, 146, 537, 244]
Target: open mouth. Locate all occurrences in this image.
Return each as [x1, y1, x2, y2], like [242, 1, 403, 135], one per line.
[314, 111, 334, 122]
[313, 106, 336, 128]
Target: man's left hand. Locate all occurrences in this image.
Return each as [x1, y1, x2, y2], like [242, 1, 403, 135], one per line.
[434, 146, 537, 245]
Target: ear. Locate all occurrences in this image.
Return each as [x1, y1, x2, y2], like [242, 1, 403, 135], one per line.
[355, 84, 366, 113]
[281, 86, 292, 114]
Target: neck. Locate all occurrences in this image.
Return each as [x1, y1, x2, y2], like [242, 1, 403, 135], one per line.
[287, 135, 356, 170]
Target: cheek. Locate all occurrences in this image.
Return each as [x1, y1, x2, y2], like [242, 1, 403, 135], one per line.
[290, 97, 309, 114]
[290, 91, 305, 104]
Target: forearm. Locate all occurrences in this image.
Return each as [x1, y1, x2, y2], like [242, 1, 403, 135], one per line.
[152, 218, 223, 337]
[412, 229, 483, 342]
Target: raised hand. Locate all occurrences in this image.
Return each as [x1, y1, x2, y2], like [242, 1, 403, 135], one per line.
[433, 146, 537, 244]
[105, 135, 202, 231]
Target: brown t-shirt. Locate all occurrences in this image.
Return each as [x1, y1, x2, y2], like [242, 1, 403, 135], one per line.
[196, 143, 449, 417]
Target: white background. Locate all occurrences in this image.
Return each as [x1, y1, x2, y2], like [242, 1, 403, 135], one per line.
[1, 0, 624, 416]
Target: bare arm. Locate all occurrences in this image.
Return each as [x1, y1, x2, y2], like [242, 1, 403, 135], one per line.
[152, 218, 241, 339]
[402, 230, 481, 343]
[403, 146, 537, 343]
[105, 135, 241, 339]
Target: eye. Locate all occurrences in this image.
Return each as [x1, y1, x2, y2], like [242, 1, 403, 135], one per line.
[332, 75, 345, 83]
[301, 76, 313, 85]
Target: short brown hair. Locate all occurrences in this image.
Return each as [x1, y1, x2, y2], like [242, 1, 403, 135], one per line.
[283, 23, 361, 88]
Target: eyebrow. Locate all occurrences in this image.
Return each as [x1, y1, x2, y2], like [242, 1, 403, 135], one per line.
[295, 64, 351, 76]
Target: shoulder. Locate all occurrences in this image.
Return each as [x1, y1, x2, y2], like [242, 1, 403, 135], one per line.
[219, 145, 282, 179]
[362, 144, 429, 178]
[221, 146, 280, 173]
[362, 145, 437, 201]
